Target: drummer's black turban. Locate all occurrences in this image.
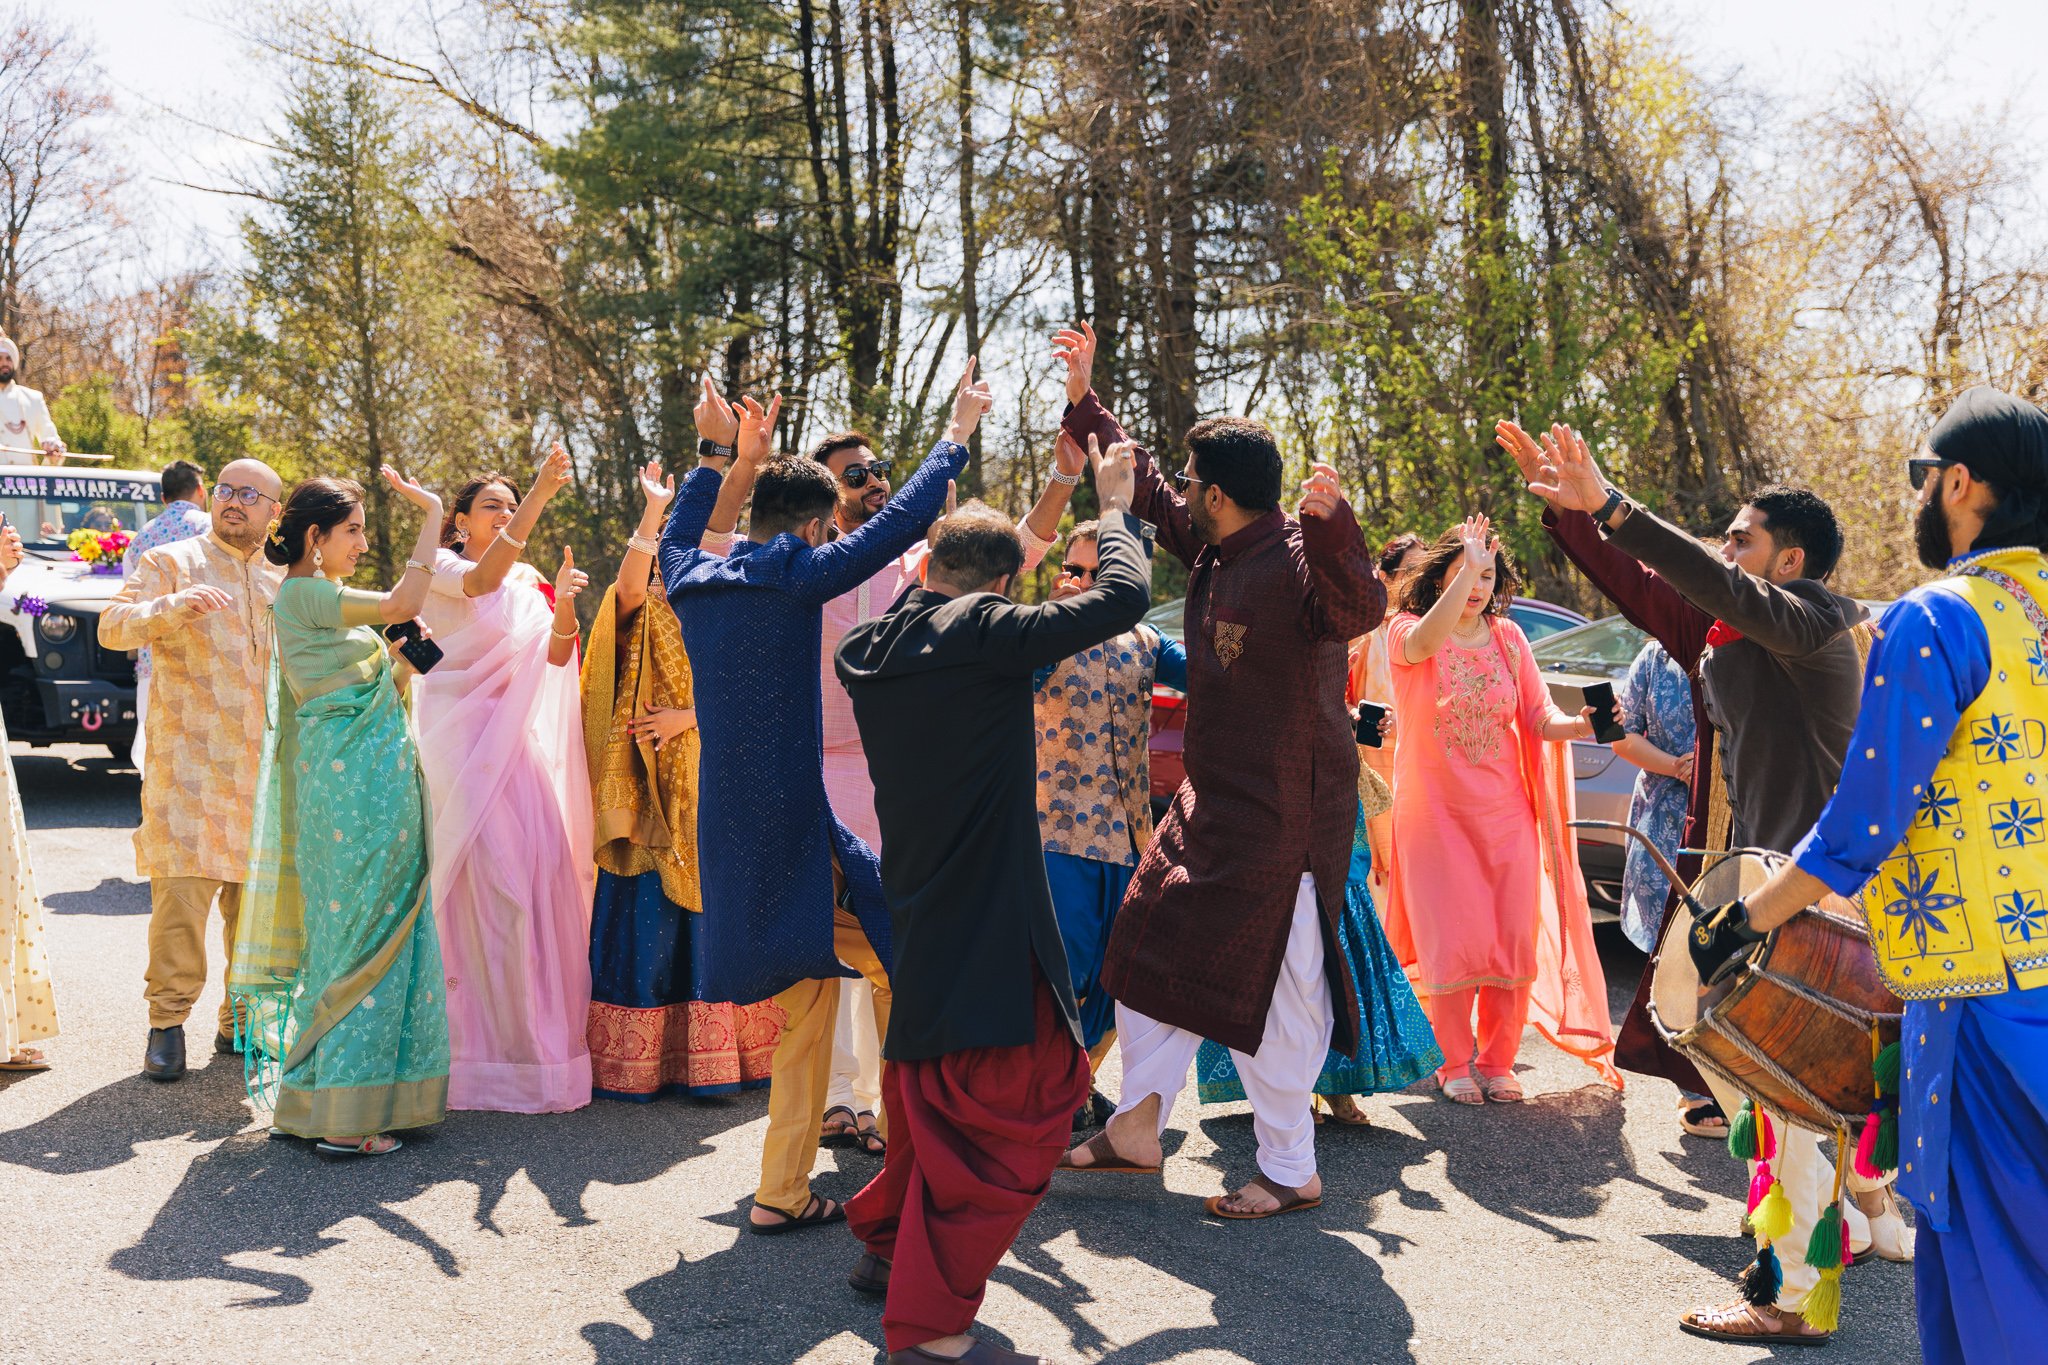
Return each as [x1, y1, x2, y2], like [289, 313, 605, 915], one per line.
[1927, 385, 2048, 553]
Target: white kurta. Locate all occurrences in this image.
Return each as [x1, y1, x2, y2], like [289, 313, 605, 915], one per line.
[0, 383, 60, 458]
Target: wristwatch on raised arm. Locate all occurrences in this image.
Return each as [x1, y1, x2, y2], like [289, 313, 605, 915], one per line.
[698, 438, 733, 460]
[1594, 486, 1628, 527]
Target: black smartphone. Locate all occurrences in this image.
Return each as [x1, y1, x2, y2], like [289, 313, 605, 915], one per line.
[1583, 681, 1626, 743]
[383, 619, 444, 674]
[1354, 700, 1387, 748]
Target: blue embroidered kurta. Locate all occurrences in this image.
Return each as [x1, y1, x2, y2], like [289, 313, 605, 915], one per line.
[659, 443, 964, 1005]
[1616, 640, 1697, 951]
[1788, 552, 2048, 1364]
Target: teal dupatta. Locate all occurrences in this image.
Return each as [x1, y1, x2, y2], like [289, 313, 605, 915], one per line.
[228, 588, 450, 1138]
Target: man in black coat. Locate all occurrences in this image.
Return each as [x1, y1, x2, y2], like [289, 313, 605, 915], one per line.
[833, 443, 1147, 1365]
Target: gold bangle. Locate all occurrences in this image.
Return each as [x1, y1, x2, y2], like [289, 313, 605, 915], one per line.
[551, 624, 579, 640]
[627, 533, 660, 556]
[404, 558, 433, 574]
[499, 530, 528, 550]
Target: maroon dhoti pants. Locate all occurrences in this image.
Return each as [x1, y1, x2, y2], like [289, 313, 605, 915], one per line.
[847, 970, 1090, 1354]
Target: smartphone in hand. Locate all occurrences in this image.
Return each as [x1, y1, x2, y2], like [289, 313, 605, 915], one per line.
[1354, 701, 1388, 748]
[383, 619, 444, 674]
[1583, 681, 1626, 743]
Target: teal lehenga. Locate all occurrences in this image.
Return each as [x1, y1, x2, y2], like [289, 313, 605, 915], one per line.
[229, 576, 450, 1137]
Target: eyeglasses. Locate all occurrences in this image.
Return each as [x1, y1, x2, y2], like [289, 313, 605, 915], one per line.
[1171, 471, 1206, 492]
[1908, 456, 1956, 492]
[840, 460, 894, 489]
[212, 483, 277, 507]
[1063, 564, 1097, 583]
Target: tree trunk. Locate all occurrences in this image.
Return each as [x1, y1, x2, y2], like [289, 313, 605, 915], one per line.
[955, 0, 983, 488]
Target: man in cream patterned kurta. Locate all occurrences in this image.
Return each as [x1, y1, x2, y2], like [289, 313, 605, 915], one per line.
[99, 459, 283, 1080]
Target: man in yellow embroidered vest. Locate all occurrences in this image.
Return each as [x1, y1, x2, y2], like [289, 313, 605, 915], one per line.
[1694, 385, 2048, 1364]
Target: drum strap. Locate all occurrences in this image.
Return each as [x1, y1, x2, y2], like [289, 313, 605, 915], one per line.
[1958, 561, 2048, 643]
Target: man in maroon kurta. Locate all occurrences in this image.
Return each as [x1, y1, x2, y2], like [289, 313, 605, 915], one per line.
[1050, 323, 1382, 1218]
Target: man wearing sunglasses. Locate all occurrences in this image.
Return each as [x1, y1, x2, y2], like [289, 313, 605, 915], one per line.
[119, 461, 212, 775]
[1496, 421, 1905, 1346]
[1687, 386, 2048, 1365]
[810, 426, 1086, 1158]
[101, 458, 284, 1083]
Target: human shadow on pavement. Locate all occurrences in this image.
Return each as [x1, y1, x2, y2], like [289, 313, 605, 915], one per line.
[99, 1087, 760, 1308]
[43, 876, 150, 915]
[11, 748, 137, 829]
[0, 1053, 251, 1175]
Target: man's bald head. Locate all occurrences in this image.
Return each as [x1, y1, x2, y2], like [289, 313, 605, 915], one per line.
[211, 458, 284, 553]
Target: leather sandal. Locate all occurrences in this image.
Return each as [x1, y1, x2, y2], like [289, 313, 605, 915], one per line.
[853, 1111, 886, 1157]
[749, 1192, 846, 1236]
[887, 1340, 1041, 1364]
[1055, 1130, 1160, 1175]
[1479, 1073, 1524, 1103]
[819, 1105, 859, 1148]
[1437, 1073, 1483, 1105]
[1204, 1174, 1322, 1221]
[849, 1251, 891, 1297]
[1678, 1301, 1830, 1346]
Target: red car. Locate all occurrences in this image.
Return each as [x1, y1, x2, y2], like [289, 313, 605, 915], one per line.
[1140, 596, 1586, 815]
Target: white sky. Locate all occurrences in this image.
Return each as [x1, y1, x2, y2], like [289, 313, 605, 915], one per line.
[68, 0, 2048, 267]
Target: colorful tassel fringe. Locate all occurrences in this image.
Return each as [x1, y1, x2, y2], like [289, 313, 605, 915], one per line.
[1801, 1268, 1844, 1333]
[1753, 1180, 1794, 1244]
[1874, 1040, 1900, 1094]
[1728, 1099, 1759, 1161]
[1739, 1243, 1783, 1307]
[1747, 1162, 1774, 1213]
[1805, 1203, 1845, 1270]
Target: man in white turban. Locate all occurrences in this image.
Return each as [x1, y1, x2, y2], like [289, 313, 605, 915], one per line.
[0, 337, 65, 466]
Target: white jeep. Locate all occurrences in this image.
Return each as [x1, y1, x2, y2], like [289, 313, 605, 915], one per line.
[0, 463, 163, 751]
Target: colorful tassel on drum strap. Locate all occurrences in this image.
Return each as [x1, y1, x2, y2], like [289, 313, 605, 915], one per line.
[1855, 1026, 1902, 1178]
[1797, 1132, 1854, 1333]
[1739, 1242, 1783, 1308]
[1752, 1171, 1794, 1244]
[1728, 1098, 1759, 1161]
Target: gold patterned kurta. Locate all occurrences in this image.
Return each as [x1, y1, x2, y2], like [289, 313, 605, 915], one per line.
[1, 705, 56, 1055]
[99, 532, 281, 882]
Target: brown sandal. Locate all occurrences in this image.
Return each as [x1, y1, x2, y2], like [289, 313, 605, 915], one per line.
[1204, 1174, 1322, 1221]
[1678, 1302, 1830, 1346]
[749, 1192, 846, 1236]
[819, 1104, 859, 1147]
[1055, 1130, 1160, 1175]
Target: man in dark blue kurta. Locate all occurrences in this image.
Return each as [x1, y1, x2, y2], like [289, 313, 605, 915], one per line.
[661, 377, 983, 1232]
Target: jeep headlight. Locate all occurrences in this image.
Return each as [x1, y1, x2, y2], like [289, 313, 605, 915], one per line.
[37, 612, 77, 644]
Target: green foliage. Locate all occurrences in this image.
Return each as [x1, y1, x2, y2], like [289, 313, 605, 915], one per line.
[1288, 151, 1693, 587]
[50, 375, 145, 462]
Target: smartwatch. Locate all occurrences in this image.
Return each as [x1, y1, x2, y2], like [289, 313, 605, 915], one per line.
[1594, 486, 1627, 526]
[698, 438, 733, 459]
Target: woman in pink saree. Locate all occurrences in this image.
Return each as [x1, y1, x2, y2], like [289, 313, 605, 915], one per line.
[1381, 517, 1620, 1104]
[414, 448, 597, 1113]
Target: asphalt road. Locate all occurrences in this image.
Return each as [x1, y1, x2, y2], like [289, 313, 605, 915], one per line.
[4, 743, 1920, 1364]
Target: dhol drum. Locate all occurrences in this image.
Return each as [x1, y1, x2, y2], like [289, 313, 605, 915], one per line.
[1646, 848, 1903, 1136]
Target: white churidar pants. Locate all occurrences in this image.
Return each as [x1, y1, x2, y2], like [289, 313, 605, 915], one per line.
[1112, 872, 1332, 1189]
[827, 975, 882, 1116]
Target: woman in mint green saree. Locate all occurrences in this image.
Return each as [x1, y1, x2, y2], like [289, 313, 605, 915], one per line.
[231, 471, 452, 1156]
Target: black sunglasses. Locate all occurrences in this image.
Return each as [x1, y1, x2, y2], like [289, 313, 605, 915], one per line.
[841, 460, 894, 489]
[1063, 563, 1097, 583]
[1908, 456, 1958, 492]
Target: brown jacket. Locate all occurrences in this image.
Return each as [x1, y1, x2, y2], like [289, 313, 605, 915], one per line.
[1061, 393, 1383, 1055]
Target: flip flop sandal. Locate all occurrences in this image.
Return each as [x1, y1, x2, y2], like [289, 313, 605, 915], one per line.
[853, 1112, 886, 1157]
[1677, 1098, 1728, 1137]
[819, 1104, 859, 1147]
[316, 1136, 403, 1157]
[749, 1193, 846, 1236]
[1480, 1074, 1524, 1103]
[1318, 1095, 1372, 1126]
[1204, 1175, 1322, 1221]
[1438, 1074, 1484, 1105]
[1054, 1130, 1160, 1175]
[0, 1049, 50, 1073]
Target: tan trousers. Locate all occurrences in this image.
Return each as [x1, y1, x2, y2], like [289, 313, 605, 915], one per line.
[754, 908, 892, 1214]
[144, 878, 243, 1033]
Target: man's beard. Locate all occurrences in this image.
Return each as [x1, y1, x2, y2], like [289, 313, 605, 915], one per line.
[214, 513, 263, 552]
[1915, 495, 1956, 570]
[0, 366, 14, 385]
[1188, 495, 1216, 545]
[837, 491, 877, 531]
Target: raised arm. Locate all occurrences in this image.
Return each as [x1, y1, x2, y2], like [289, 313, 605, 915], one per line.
[547, 547, 588, 667]
[462, 444, 574, 598]
[1497, 419, 1708, 671]
[1401, 516, 1493, 664]
[1295, 461, 1384, 642]
[1017, 430, 1087, 563]
[615, 460, 675, 615]
[659, 464, 721, 596]
[1055, 322, 1201, 569]
[692, 377, 755, 540]
[346, 467, 445, 625]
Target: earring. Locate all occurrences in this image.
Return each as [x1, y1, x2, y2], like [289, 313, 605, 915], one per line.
[313, 545, 324, 572]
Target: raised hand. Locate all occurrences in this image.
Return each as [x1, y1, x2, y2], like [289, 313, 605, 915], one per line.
[554, 546, 588, 603]
[1529, 424, 1611, 515]
[735, 394, 783, 467]
[1094, 437, 1136, 512]
[0, 524, 21, 572]
[533, 441, 573, 498]
[180, 584, 234, 615]
[1054, 429, 1087, 481]
[694, 375, 739, 449]
[1456, 514, 1497, 573]
[1298, 462, 1346, 521]
[1053, 322, 1096, 407]
[638, 459, 675, 511]
[928, 478, 958, 542]
[1493, 420, 1548, 493]
[946, 357, 994, 444]
[380, 465, 443, 515]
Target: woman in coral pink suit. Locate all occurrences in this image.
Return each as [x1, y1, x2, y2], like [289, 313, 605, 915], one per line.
[413, 448, 596, 1113]
[1381, 516, 1620, 1105]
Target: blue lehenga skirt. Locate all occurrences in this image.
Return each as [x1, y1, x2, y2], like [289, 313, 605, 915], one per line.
[1196, 805, 1442, 1102]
